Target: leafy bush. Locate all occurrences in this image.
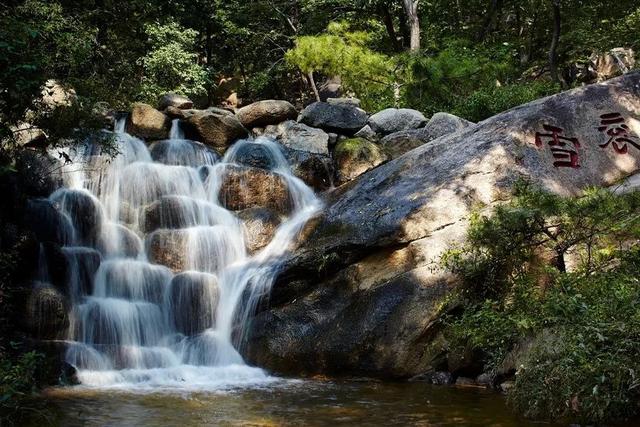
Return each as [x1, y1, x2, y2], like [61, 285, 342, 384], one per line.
[452, 81, 558, 122]
[0, 350, 45, 423]
[286, 21, 397, 111]
[442, 183, 640, 423]
[138, 21, 210, 104]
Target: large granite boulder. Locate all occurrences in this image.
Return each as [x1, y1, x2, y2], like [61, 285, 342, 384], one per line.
[333, 138, 388, 184]
[298, 102, 368, 135]
[245, 73, 640, 378]
[218, 165, 292, 215]
[368, 108, 427, 135]
[126, 103, 171, 140]
[262, 120, 329, 155]
[184, 110, 248, 151]
[380, 112, 474, 158]
[237, 100, 298, 128]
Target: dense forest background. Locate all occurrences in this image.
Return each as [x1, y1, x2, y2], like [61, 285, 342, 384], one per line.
[2, 0, 639, 151]
[0, 1, 639, 423]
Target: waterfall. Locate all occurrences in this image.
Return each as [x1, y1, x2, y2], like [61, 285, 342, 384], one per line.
[46, 117, 321, 389]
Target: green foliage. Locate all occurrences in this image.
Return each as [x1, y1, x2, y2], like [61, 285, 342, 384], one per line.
[442, 184, 640, 423]
[138, 21, 210, 104]
[0, 350, 45, 422]
[286, 21, 396, 111]
[452, 81, 558, 122]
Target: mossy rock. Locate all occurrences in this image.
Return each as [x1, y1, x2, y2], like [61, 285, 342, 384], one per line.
[333, 138, 388, 184]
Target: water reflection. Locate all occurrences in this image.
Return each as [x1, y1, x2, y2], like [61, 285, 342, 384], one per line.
[35, 380, 564, 426]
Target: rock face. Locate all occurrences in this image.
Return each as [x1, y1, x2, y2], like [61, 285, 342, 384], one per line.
[237, 100, 298, 128]
[158, 93, 194, 110]
[50, 189, 104, 247]
[218, 165, 292, 215]
[590, 48, 636, 82]
[245, 73, 640, 378]
[15, 150, 64, 197]
[283, 148, 335, 192]
[238, 208, 282, 253]
[380, 112, 474, 158]
[168, 272, 219, 335]
[26, 283, 70, 340]
[126, 103, 171, 140]
[298, 102, 368, 135]
[146, 229, 189, 272]
[333, 138, 388, 184]
[262, 120, 329, 155]
[368, 108, 427, 135]
[185, 110, 248, 151]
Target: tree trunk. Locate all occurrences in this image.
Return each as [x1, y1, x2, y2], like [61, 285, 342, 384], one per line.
[549, 0, 561, 85]
[379, 4, 401, 52]
[402, 0, 420, 52]
[307, 71, 321, 102]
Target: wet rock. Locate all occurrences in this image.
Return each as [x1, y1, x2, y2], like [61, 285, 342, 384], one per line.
[298, 102, 368, 135]
[455, 377, 477, 386]
[245, 73, 640, 379]
[168, 272, 219, 335]
[184, 110, 248, 151]
[263, 120, 329, 154]
[25, 198, 73, 245]
[146, 229, 189, 272]
[283, 147, 334, 192]
[232, 142, 278, 170]
[158, 93, 194, 111]
[368, 108, 427, 135]
[218, 165, 292, 215]
[50, 189, 104, 247]
[333, 138, 388, 184]
[476, 373, 493, 386]
[126, 103, 171, 140]
[98, 223, 142, 258]
[410, 371, 454, 385]
[380, 112, 474, 158]
[149, 139, 220, 166]
[60, 247, 101, 297]
[238, 208, 282, 253]
[26, 283, 70, 340]
[236, 100, 298, 128]
[15, 150, 64, 197]
[141, 195, 222, 233]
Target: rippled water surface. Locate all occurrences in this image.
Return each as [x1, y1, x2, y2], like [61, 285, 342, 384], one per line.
[33, 380, 565, 426]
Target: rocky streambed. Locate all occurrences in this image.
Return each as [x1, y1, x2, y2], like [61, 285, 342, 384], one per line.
[7, 72, 640, 401]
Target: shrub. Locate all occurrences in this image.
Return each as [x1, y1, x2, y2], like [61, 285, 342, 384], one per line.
[442, 183, 640, 423]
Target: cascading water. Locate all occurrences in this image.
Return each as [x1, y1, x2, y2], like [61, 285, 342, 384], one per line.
[45, 118, 321, 389]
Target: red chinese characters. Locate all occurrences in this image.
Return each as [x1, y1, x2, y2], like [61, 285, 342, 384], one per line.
[534, 124, 581, 168]
[597, 112, 640, 154]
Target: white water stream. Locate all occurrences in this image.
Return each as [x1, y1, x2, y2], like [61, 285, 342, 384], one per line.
[45, 118, 321, 390]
